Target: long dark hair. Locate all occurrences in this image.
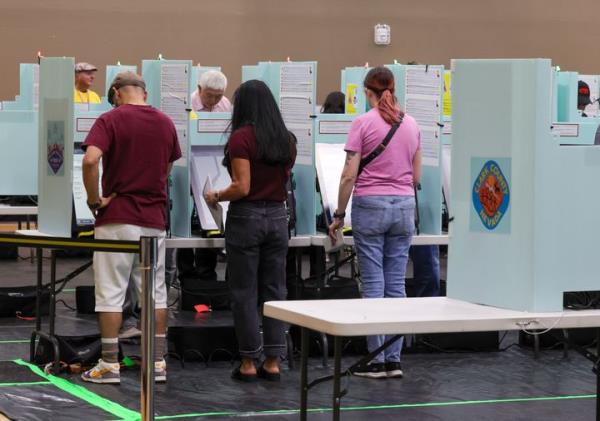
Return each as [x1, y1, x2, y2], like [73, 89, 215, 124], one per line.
[224, 79, 293, 166]
[364, 67, 403, 125]
[321, 91, 345, 114]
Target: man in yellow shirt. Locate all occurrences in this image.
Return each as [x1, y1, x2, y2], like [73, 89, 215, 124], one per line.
[74, 62, 101, 104]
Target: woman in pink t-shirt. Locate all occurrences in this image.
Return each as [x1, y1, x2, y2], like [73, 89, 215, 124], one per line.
[329, 66, 421, 379]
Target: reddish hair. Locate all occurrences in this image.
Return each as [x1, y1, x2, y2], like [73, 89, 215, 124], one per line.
[364, 67, 403, 125]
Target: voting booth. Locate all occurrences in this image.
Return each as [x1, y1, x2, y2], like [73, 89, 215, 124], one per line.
[141, 59, 193, 237]
[553, 70, 600, 145]
[447, 58, 600, 312]
[0, 63, 39, 195]
[36, 57, 135, 236]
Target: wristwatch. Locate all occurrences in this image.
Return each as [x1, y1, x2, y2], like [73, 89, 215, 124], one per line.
[333, 210, 346, 219]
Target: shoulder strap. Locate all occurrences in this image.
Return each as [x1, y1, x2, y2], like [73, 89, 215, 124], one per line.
[358, 115, 403, 176]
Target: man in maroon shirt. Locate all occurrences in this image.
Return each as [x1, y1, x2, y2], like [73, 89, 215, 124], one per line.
[81, 72, 182, 384]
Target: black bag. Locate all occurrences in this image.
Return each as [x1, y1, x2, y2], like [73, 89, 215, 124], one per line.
[34, 333, 123, 366]
[0, 286, 49, 317]
[180, 278, 230, 311]
[0, 245, 17, 260]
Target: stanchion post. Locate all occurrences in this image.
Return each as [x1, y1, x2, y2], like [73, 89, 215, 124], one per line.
[140, 236, 158, 421]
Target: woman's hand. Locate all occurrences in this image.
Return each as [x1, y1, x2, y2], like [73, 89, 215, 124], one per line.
[328, 217, 344, 244]
[204, 190, 219, 208]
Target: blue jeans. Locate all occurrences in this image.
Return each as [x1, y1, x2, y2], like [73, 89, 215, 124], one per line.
[352, 195, 415, 363]
[409, 245, 441, 297]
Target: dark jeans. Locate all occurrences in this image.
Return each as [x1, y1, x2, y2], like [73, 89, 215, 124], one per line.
[226, 201, 289, 359]
[409, 245, 440, 297]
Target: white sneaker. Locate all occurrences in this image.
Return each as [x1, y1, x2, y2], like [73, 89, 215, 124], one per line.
[119, 326, 142, 339]
[155, 359, 167, 383]
[82, 359, 120, 384]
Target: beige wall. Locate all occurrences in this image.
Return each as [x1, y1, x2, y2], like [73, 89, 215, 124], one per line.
[1, 0, 599, 103]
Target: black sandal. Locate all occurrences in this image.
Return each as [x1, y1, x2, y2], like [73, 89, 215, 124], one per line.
[231, 366, 257, 382]
[257, 365, 281, 382]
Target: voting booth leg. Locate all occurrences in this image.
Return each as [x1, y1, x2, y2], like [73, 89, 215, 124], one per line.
[300, 327, 309, 421]
[140, 236, 157, 421]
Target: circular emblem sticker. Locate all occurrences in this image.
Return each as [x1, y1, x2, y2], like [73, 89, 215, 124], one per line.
[472, 160, 510, 230]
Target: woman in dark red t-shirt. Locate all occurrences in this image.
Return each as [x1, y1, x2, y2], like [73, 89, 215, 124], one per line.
[205, 80, 296, 382]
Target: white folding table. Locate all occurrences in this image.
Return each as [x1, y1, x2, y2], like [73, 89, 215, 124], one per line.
[264, 297, 600, 421]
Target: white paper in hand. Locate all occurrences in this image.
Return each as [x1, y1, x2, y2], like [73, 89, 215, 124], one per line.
[323, 229, 344, 253]
[203, 176, 224, 232]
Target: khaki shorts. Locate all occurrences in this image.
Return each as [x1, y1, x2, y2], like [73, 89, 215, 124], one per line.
[93, 224, 167, 312]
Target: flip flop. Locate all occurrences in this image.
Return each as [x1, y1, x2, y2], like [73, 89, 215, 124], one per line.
[257, 365, 281, 382]
[231, 366, 257, 382]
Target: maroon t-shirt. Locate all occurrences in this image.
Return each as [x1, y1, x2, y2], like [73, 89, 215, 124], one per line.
[83, 104, 182, 229]
[227, 125, 296, 202]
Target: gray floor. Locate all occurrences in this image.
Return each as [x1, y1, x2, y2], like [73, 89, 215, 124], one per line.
[0, 251, 597, 420]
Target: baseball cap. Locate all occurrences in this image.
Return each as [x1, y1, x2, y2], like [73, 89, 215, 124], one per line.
[578, 80, 592, 108]
[107, 71, 146, 105]
[75, 62, 98, 72]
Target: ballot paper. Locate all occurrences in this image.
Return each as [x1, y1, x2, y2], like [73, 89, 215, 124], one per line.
[323, 229, 344, 253]
[315, 143, 352, 224]
[202, 176, 223, 232]
[189, 147, 231, 231]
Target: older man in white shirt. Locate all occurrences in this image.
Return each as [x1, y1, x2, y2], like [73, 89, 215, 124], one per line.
[191, 70, 232, 112]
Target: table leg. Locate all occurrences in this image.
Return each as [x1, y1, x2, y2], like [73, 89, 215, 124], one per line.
[301, 327, 309, 421]
[30, 248, 43, 361]
[332, 336, 342, 421]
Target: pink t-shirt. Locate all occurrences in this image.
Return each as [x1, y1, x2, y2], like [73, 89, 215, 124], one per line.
[191, 90, 233, 112]
[345, 109, 420, 197]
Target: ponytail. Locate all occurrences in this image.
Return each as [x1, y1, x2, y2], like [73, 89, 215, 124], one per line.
[378, 89, 402, 125]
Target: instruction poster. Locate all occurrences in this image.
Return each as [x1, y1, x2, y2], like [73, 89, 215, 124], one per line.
[161, 63, 190, 167]
[280, 63, 315, 166]
[405, 66, 442, 166]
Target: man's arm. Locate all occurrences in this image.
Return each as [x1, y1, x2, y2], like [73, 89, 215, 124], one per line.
[82, 145, 114, 212]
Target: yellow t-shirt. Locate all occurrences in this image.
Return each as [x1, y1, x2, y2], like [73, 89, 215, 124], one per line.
[74, 89, 101, 104]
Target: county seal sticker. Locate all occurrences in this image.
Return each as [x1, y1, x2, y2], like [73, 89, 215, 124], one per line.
[471, 159, 511, 232]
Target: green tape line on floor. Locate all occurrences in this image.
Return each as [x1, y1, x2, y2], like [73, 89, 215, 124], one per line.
[0, 381, 51, 387]
[13, 359, 138, 420]
[150, 394, 597, 419]
[0, 340, 29, 344]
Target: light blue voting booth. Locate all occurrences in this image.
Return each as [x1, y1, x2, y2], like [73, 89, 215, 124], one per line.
[37, 57, 75, 236]
[0, 64, 39, 195]
[447, 58, 600, 312]
[242, 61, 318, 235]
[554, 70, 600, 145]
[142, 59, 193, 237]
